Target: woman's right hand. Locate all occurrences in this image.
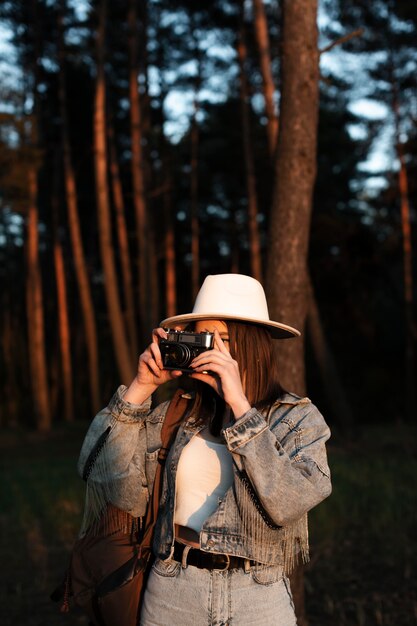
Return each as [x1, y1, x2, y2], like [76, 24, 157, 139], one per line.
[124, 328, 182, 404]
[136, 327, 183, 387]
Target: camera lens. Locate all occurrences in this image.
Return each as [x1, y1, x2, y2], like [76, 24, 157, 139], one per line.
[164, 344, 191, 368]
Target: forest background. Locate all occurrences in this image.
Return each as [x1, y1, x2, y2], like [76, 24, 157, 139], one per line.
[0, 0, 416, 625]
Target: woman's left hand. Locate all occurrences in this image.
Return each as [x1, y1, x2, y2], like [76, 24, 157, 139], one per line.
[189, 329, 251, 419]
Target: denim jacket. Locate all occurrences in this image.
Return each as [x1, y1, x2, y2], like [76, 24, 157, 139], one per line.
[78, 385, 331, 581]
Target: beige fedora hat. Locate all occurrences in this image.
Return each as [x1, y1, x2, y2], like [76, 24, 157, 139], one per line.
[160, 274, 300, 339]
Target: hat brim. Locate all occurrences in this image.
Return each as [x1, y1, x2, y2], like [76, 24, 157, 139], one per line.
[159, 313, 300, 339]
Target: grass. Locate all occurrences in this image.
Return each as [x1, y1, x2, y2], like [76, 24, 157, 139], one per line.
[0, 424, 89, 626]
[0, 422, 416, 626]
[305, 425, 417, 626]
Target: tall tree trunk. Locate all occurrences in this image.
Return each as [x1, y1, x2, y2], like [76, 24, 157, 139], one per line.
[53, 237, 73, 421]
[392, 86, 415, 421]
[190, 98, 200, 301]
[238, 4, 263, 282]
[24, 0, 51, 432]
[2, 298, 19, 428]
[230, 208, 240, 274]
[26, 164, 51, 431]
[189, 19, 202, 300]
[252, 0, 278, 156]
[108, 120, 138, 352]
[128, 0, 150, 341]
[57, 2, 100, 412]
[163, 161, 177, 318]
[250, 0, 352, 430]
[94, 0, 134, 383]
[266, 0, 319, 394]
[306, 276, 353, 431]
[266, 1, 320, 624]
[148, 213, 160, 326]
[52, 175, 74, 423]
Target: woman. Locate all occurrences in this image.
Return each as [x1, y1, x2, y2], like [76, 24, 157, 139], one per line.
[78, 274, 332, 625]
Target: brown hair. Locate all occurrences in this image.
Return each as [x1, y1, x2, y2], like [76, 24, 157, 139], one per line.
[226, 321, 285, 410]
[187, 320, 285, 433]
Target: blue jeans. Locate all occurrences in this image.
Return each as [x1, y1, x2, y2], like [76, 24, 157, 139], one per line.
[140, 558, 297, 625]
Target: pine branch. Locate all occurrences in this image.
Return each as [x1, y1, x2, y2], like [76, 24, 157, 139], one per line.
[319, 28, 365, 55]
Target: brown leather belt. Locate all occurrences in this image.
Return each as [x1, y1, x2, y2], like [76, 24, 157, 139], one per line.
[173, 540, 254, 571]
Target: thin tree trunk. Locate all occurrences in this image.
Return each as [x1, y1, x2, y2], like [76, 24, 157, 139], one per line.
[230, 208, 240, 274]
[94, 0, 134, 383]
[108, 120, 138, 352]
[24, 0, 51, 432]
[2, 301, 19, 428]
[148, 212, 160, 326]
[163, 162, 177, 318]
[306, 276, 353, 431]
[252, 0, 279, 156]
[26, 164, 51, 431]
[392, 86, 415, 421]
[266, 2, 320, 624]
[190, 98, 200, 301]
[238, 4, 263, 282]
[128, 0, 150, 341]
[53, 240, 73, 421]
[154, 20, 177, 321]
[57, 2, 100, 412]
[2, 218, 20, 427]
[52, 178, 74, 423]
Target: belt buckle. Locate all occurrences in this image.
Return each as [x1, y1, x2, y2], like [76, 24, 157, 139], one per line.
[214, 554, 230, 571]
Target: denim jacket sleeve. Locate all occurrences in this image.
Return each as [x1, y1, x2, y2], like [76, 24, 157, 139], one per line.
[77, 385, 167, 518]
[77, 385, 152, 480]
[222, 397, 331, 526]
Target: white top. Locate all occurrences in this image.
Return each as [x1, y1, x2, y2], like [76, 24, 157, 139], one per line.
[174, 434, 234, 534]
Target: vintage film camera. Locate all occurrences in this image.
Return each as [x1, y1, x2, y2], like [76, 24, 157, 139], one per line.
[159, 329, 214, 372]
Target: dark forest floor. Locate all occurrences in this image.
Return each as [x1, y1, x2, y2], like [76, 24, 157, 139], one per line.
[0, 421, 416, 626]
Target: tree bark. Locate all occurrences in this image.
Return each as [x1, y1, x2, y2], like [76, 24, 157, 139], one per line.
[2, 297, 19, 428]
[94, 0, 135, 384]
[26, 164, 51, 431]
[57, 2, 100, 413]
[163, 160, 177, 318]
[52, 185, 74, 423]
[190, 98, 200, 301]
[108, 120, 138, 352]
[306, 276, 353, 432]
[266, 1, 320, 623]
[148, 213, 160, 327]
[230, 208, 240, 274]
[128, 0, 150, 340]
[266, 0, 319, 395]
[392, 85, 415, 421]
[252, 0, 279, 156]
[238, 3, 263, 283]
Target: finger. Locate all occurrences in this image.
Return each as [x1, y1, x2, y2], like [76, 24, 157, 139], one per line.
[152, 327, 168, 342]
[192, 347, 231, 363]
[142, 353, 162, 378]
[150, 341, 163, 369]
[191, 350, 230, 368]
[214, 329, 229, 354]
[192, 361, 224, 376]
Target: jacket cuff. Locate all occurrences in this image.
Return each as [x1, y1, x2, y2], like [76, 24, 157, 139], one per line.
[223, 408, 268, 451]
[107, 385, 152, 422]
